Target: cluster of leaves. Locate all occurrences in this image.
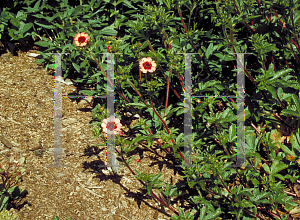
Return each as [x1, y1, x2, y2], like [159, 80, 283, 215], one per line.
[0, 154, 26, 214]
[0, 209, 19, 220]
[1, 0, 300, 219]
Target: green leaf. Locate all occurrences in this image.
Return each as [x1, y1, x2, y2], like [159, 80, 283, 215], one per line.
[281, 109, 300, 117]
[151, 173, 163, 183]
[33, 59, 45, 64]
[100, 27, 117, 36]
[125, 156, 135, 165]
[32, 14, 46, 19]
[280, 144, 294, 156]
[34, 22, 55, 29]
[123, 0, 137, 9]
[128, 102, 147, 108]
[34, 0, 42, 10]
[270, 159, 288, 174]
[34, 41, 52, 47]
[269, 68, 293, 82]
[22, 23, 33, 33]
[176, 108, 185, 116]
[72, 63, 80, 73]
[273, 173, 285, 181]
[10, 17, 20, 28]
[147, 184, 152, 196]
[266, 85, 277, 99]
[245, 133, 256, 153]
[290, 132, 300, 151]
[79, 90, 96, 96]
[262, 163, 271, 174]
[292, 94, 300, 114]
[205, 42, 214, 59]
[0, 191, 10, 211]
[130, 135, 147, 147]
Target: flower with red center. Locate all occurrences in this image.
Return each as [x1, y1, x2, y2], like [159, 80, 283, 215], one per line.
[74, 32, 90, 47]
[101, 117, 123, 135]
[139, 57, 156, 74]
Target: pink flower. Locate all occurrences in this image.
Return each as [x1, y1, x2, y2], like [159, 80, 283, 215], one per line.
[139, 57, 156, 74]
[101, 117, 122, 135]
[74, 32, 90, 47]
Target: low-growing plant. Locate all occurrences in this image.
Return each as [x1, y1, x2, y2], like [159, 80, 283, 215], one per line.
[0, 154, 26, 213]
[0, 209, 19, 220]
[3, 0, 300, 219]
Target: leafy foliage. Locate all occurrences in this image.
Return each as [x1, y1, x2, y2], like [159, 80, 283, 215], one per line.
[1, 0, 300, 219]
